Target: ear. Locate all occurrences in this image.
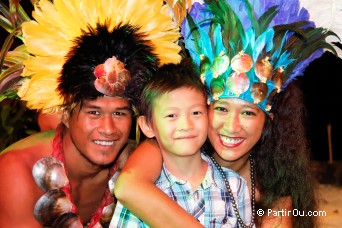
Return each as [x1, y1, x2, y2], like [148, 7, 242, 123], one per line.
[269, 113, 274, 120]
[137, 116, 155, 138]
[61, 110, 70, 128]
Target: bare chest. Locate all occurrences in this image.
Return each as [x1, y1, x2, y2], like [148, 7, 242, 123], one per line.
[71, 180, 108, 224]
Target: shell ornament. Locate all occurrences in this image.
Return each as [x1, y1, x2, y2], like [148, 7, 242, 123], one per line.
[32, 157, 79, 227]
[93, 56, 131, 97]
[32, 157, 68, 192]
[181, 0, 338, 113]
[34, 189, 73, 225]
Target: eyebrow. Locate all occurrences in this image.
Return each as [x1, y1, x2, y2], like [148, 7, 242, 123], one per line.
[215, 100, 260, 111]
[82, 104, 132, 111]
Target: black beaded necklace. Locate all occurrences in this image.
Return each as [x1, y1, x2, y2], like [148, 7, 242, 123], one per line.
[210, 154, 255, 228]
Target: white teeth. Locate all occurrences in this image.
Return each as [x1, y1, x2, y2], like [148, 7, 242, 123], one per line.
[220, 135, 243, 144]
[94, 140, 114, 146]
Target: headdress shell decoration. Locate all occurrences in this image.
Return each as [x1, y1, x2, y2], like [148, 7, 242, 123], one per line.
[93, 56, 131, 97]
[181, 0, 339, 113]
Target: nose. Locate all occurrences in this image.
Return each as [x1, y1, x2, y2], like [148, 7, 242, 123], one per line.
[178, 114, 194, 131]
[223, 112, 241, 133]
[97, 115, 117, 137]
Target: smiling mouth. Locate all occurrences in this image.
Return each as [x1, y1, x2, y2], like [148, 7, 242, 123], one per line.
[219, 135, 244, 145]
[94, 140, 115, 146]
[176, 135, 197, 139]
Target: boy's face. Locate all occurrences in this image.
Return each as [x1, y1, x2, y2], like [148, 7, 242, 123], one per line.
[149, 87, 208, 158]
[63, 96, 132, 166]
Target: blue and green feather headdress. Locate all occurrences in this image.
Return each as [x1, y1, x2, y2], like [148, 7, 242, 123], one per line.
[181, 0, 339, 113]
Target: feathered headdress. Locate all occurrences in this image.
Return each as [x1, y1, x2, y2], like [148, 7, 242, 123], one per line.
[1, 0, 182, 113]
[181, 0, 339, 113]
[300, 0, 342, 58]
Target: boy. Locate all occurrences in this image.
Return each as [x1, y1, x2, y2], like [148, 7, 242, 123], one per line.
[110, 59, 251, 227]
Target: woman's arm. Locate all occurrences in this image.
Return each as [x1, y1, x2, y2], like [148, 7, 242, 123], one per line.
[114, 139, 203, 228]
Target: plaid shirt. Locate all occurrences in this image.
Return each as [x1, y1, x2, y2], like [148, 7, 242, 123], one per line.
[110, 153, 252, 228]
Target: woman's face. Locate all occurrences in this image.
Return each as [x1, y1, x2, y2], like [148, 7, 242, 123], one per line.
[207, 98, 266, 168]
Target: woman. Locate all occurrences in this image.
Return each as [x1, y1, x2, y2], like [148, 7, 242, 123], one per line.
[113, 0, 337, 227]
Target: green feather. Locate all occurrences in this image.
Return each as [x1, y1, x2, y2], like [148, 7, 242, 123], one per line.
[258, 5, 279, 34]
[206, 0, 245, 57]
[185, 13, 202, 54]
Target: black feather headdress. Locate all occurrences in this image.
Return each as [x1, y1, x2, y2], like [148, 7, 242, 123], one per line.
[59, 23, 157, 110]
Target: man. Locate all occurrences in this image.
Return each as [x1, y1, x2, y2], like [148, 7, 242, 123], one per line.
[0, 0, 181, 227]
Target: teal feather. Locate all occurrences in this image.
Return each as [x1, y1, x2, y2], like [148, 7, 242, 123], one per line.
[212, 24, 226, 57]
[253, 28, 274, 62]
[244, 28, 255, 54]
[185, 13, 214, 64]
[240, 0, 260, 36]
[274, 51, 294, 70]
[272, 32, 288, 59]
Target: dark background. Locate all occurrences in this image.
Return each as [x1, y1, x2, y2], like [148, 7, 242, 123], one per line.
[301, 51, 342, 161]
[1, 1, 341, 161]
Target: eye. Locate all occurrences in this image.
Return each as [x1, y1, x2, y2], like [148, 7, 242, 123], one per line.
[214, 106, 227, 112]
[242, 110, 256, 116]
[113, 111, 131, 117]
[165, 114, 177, 118]
[192, 111, 202, 115]
[88, 110, 100, 115]
[113, 112, 124, 116]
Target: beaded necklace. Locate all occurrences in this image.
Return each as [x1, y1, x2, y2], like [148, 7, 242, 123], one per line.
[209, 154, 255, 228]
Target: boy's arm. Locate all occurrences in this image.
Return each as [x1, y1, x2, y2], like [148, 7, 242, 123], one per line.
[114, 139, 203, 228]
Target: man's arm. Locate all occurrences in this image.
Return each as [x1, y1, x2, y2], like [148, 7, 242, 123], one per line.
[114, 139, 203, 228]
[0, 151, 43, 227]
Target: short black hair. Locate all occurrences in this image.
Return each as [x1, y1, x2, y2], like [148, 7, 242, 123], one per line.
[139, 57, 208, 122]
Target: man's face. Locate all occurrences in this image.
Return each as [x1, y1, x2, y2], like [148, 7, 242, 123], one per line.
[65, 96, 132, 166]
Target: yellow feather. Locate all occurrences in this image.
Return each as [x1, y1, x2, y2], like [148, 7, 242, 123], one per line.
[20, 0, 181, 112]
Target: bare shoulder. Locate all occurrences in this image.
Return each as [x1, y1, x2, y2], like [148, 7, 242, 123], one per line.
[1, 130, 55, 154]
[0, 130, 56, 173]
[0, 130, 55, 227]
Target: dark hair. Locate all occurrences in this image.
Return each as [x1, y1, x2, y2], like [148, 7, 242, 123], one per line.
[139, 58, 208, 122]
[253, 81, 317, 227]
[202, 81, 317, 227]
[58, 22, 157, 112]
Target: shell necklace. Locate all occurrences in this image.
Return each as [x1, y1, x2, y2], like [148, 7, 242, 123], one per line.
[209, 154, 255, 228]
[32, 125, 117, 227]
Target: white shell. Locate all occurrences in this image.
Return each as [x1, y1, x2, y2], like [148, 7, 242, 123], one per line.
[34, 189, 73, 225]
[32, 157, 69, 192]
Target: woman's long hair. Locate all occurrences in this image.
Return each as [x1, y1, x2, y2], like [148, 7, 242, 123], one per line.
[253, 81, 318, 227]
